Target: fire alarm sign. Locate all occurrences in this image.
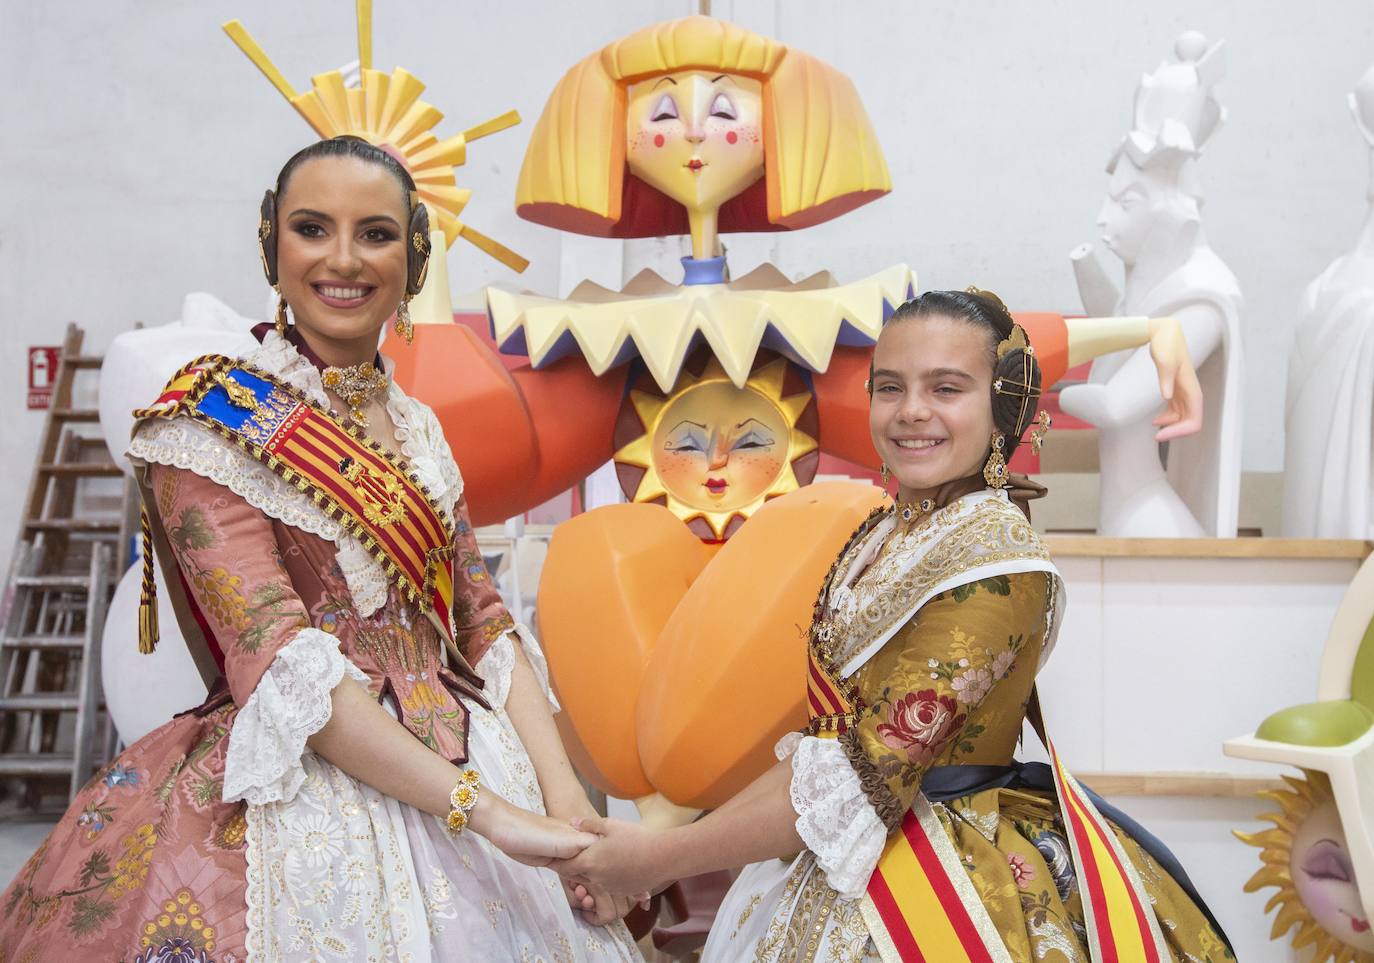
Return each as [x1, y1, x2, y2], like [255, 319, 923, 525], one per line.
[28, 347, 60, 410]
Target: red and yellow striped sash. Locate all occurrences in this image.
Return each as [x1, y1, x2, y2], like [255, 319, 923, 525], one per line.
[861, 729, 1169, 963]
[136, 356, 459, 644]
[807, 648, 855, 734]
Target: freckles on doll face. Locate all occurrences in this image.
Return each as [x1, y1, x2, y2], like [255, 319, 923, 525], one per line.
[625, 70, 764, 213]
[651, 381, 788, 514]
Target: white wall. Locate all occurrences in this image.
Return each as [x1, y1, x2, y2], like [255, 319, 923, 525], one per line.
[2, 2, 1371, 955]
[4, 1, 1373, 554]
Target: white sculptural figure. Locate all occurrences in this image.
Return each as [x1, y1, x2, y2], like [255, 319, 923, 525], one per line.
[1062, 32, 1244, 537]
[1282, 65, 1374, 540]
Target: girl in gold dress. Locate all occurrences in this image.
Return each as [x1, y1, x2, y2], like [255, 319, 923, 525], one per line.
[553, 289, 1232, 962]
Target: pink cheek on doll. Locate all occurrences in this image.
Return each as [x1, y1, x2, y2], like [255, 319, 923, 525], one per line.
[654, 133, 665, 148]
[725, 130, 738, 145]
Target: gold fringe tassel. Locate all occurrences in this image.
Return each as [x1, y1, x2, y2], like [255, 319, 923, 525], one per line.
[137, 502, 159, 653]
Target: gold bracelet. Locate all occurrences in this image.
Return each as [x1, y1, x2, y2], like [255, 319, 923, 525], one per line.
[446, 769, 481, 836]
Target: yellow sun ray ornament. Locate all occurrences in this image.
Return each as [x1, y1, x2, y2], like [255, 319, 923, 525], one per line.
[223, 0, 527, 274]
[613, 357, 818, 539]
[1236, 771, 1374, 962]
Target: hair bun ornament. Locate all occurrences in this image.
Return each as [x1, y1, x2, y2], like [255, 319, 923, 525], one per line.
[965, 285, 1014, 320]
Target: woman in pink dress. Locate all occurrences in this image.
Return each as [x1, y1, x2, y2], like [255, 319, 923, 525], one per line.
[0, 136, 642, 962]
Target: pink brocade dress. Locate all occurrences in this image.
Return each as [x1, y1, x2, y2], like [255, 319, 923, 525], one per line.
[0, 330, 639, 963]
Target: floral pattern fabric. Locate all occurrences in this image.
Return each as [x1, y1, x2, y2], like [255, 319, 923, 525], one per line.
[0, 335, 637, 962]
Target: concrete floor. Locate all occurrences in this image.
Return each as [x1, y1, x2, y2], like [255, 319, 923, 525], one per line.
[0, 822, 57, 883]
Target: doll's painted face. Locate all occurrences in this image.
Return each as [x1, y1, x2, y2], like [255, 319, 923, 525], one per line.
[652, 381, 788, 514]
[1290, 799, 1374, 953]
[626, 71, 764, 215]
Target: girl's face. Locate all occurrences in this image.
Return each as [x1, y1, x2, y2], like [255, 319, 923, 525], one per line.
[625, 71, 764, 216]
[868, 315, 997, 503]
[276, 155, 410, 360]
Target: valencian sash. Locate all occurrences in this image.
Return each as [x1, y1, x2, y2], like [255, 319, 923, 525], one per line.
[132, 355, 459, 655]
[806, 494, 1170, 963]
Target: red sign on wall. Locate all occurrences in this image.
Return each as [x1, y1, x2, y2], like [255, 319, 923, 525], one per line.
[27, 347, 60, 410]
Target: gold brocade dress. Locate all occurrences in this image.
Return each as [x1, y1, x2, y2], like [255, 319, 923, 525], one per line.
[703, 492, 1231, 963]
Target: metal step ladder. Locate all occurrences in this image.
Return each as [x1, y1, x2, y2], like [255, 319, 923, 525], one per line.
[0, 324, 130, 807]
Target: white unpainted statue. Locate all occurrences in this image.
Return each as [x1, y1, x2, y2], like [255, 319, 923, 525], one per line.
[1282, 65, 1374, 539]
[1062, 31, 1244, 537]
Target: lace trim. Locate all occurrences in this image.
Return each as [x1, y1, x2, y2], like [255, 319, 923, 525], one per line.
[789, 735, 887, 900]
[129, 332, 466, 617]
[386, 386, 463, 520]
[252, 328, 329, 407]
[774, 731, 805, 761]
[838, 728, 907, 829]
[223, 627, 369, 805]
[475, 633, 516, 709]
[474, 626, 560, 713]
[335, 537, 388, 617]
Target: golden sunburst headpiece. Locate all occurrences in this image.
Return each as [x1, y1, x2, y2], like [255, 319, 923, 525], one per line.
[614, 357, 817, 539]
[224, 0, 527, 272]
[1236, 771, 1374, 963]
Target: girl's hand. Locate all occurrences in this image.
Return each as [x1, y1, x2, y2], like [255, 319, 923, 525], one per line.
[549, 815, 669, 896]
[474, 794, 597, 867]
[565, 879, 640, 925]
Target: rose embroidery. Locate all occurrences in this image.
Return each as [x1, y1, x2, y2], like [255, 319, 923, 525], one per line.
[878, 689, 966, 765]
[1008, 852, 1036, 889]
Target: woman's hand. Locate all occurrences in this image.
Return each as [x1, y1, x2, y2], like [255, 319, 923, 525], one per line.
[549, 814, 670, 896]
[1146, 316, 1204, 441]
[470, 793, 597, 867]
[564, 878, 641, 925]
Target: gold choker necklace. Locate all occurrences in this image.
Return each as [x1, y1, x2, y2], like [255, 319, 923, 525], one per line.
[321, 362, 389, 429]
[893, 497, 936, 525]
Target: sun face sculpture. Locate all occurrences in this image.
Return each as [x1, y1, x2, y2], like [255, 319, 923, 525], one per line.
[613, 357, 817, 540]
[1237, 771, 1374, 962]
[223, 1, 526, 271]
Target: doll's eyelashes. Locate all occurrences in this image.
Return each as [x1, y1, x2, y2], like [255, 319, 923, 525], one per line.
[709, 92, 737, 120]
[651, 94, 679, 122]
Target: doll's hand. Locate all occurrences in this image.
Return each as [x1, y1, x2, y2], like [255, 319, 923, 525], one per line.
[549, 815, 668, 897]
[1146, 317, 1204, 441]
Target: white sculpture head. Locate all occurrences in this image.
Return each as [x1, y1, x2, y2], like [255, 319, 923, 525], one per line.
[1099, 32, 1224, 268]
[1350, 63, 1374, 148]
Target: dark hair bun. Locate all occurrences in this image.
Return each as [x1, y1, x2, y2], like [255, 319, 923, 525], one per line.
[992, 346, 1042, 454]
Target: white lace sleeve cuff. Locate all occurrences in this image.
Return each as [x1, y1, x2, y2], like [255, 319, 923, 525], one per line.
[222, 627, 369, 805]
[789, 735, 888, 900]
[474, 624, 560, 714]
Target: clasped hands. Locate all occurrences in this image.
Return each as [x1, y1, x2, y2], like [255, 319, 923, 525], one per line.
[548, 814, 668, 924]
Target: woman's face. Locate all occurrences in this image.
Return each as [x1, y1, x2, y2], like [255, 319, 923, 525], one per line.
[869, 315, 996, 502]
[625, 71, 764, 216]
[275, 155, 410, 357]
[652, 381, 789, 514]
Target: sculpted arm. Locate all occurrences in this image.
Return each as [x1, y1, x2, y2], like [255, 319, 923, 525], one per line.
[390, 325, 627, 526]
[1059, 303, 1216, 437]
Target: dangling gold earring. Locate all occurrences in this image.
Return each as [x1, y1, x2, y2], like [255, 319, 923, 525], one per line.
[880, 463, 891, 487]
[983, 432, 1009, 489]
[395, 299, 414, 344]
[274, 288, 288, 335]
[1030, 410, 1052, 455]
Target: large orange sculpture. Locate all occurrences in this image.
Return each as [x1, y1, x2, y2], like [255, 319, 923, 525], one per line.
[384, 17, 1194, 818]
